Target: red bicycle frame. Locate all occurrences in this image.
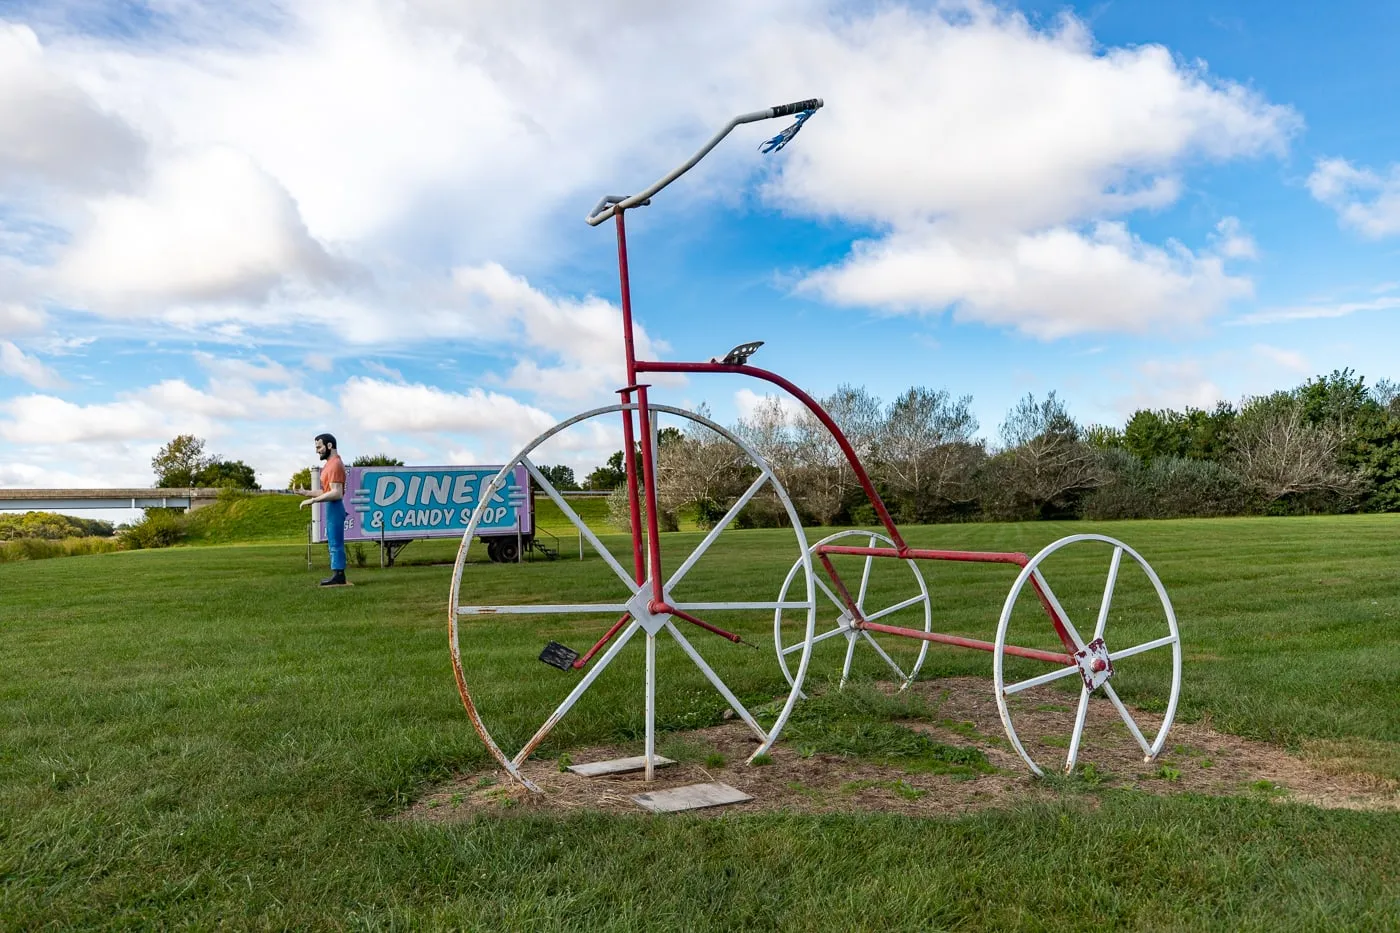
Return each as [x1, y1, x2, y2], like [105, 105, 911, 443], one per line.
[569, 205, 1082, 676]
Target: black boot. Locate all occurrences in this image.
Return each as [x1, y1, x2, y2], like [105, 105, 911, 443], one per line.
[320, 570, 348, 586]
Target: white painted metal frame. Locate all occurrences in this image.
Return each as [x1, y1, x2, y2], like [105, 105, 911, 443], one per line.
[773, 530, 932, 690]
[448, 403, 820, 790]
[992, 534, 1183, 776]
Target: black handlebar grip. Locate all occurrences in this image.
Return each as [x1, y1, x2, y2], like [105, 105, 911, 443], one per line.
[771, 98, 823, 117]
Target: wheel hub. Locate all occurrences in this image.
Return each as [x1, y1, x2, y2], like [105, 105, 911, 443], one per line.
[1074, 637, 1114, 691]
[626, 586, 672, 635]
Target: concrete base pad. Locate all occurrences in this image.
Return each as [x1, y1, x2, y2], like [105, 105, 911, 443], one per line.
[631, 782, 753, 813]
[567, 755, 675, 777]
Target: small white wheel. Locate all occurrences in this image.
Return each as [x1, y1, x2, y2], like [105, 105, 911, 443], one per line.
[993, 534, 1182, 776]
[448, 403, 820, 789]
[775, 530, 931, 691]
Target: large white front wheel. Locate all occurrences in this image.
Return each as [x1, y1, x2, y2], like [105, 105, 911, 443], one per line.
[993, 534, 1182, 776]
[448, 403, 819, 789]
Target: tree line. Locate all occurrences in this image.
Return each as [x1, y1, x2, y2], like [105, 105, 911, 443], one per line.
[570, 368, 1400, 528]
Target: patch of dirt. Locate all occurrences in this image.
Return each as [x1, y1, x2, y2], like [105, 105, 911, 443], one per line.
[401, 677, 1400, 821]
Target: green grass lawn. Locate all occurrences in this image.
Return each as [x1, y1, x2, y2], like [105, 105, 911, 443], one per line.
[2, 515, 1399, 929]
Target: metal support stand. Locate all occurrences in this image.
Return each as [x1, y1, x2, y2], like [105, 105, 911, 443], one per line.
[645, 631, 657, 782]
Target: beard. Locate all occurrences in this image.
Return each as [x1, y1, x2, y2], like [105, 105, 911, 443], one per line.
[318, 448, 332, 461]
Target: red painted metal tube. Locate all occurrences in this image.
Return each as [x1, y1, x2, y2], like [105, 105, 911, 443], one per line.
[615, 210, 639, 387]
[1027, 574, 1079, 654]
[663, 605, 743, 644]
[572, 612, 632, 669]
[637, 360, 906, 551]
[817, 545, 1029, 566]
[618, 395, 646, 587]
[636, 385, 667, 603]
[817, 551, 866, 624]
[858, 621, 1074, 666]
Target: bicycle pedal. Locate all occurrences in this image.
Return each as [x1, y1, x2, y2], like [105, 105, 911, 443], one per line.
[539, 641, 580, 671]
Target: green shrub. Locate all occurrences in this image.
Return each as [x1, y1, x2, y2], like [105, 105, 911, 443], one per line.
[1083, 450, 1252, 520]
[119, 511, 186, 549]
[0, 511, 115, 540]
[0, 536, 123, 563]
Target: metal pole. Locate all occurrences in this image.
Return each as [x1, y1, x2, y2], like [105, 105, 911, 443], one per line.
[645, 630, 656, 782]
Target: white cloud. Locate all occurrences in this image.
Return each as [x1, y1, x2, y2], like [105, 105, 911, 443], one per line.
[55, 0, 803, 250]
[1252, 344, 1309, 374]
[303, 352, 334, 373]
[361, 360, 404, 382]
[0, 457, 150, 490]
[756, 3, 1293, 337]
[1113, 359, 1224, 416]
[0, 373, 331, 444]
[341, 375, 557, 438]
[1307, 157, 1400, 238]
[0, 340, 63, 388]
[193, 351, 296, 385]
[1, 1, 1297, 353]
[451, 262, 673, 401]
[56, 146, 349, 311]
[1210, 216, 1258, 260]
[0, 302, 45, 336]
[761, 7, 1295, 231]
[734, 388, 805, 425]
[0, 393, 177, 443]
[804, 222, 1252, 338]
[1233, 295, 1400, 326]
[0, 22, 145, 192]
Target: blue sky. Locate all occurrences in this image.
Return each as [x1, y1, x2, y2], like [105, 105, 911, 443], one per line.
[1, 0, 1398, 509]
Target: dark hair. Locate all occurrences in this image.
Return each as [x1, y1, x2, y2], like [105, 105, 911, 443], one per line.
[314, 433, 337, 449]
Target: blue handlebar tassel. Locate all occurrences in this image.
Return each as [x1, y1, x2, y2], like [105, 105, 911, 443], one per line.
[759, 109, 816, 154]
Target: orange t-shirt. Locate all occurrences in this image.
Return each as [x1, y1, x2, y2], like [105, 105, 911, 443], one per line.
[320, 453, 346, 489]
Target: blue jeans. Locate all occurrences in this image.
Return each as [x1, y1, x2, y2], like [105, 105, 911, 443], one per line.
[325, 499, 347, 571]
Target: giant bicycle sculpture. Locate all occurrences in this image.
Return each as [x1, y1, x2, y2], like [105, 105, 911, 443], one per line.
[449, 100, 1182, 791]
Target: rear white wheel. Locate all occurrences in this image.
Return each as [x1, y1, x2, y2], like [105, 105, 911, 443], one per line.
[774, 530, 931, 690]
[993, 534, 1182, 776]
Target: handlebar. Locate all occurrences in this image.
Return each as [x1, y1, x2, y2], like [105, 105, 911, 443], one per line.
[585, 98, 824, 226]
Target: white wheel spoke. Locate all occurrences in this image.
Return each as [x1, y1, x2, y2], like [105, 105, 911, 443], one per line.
[458, 602, 630, 616]
[855, 534, 877, 610]
[1103, 682, 1153, 756]
[663, 473, 770, 593]
[1094, 547, 1123, 641]
[523, 457, 637, 591]
[1003, 663, 1081, 696]
[812, 574, 851, 614]
[1108, 634, 1178, 661]
[863, 593, 928, 624]
[1064, 684, 1091, 773]
[510, 620, 641, 768]
[781, 625, 849, 655]
[840, 631, 858, 687]
[861, 631, 908, 682]
[1029, 569, 1087, 651]
[665, 622, 767, 742]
